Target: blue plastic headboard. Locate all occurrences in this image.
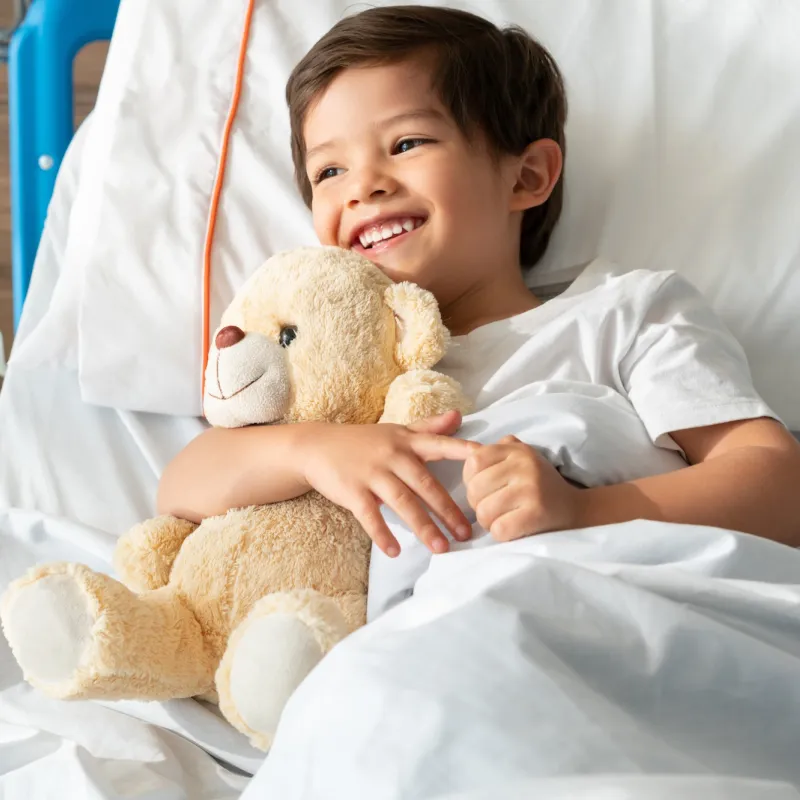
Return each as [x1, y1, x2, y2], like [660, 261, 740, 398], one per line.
[8, 0, 121, 330]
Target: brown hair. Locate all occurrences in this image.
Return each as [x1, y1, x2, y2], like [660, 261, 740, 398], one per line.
[286, 5, 567, 270]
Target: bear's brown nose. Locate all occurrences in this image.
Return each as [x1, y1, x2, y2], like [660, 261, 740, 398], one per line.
[216, 326, 245, 349]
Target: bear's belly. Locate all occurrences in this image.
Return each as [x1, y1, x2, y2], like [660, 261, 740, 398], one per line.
[170, 492, 371, 649]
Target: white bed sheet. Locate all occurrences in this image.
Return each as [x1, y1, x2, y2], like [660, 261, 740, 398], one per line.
[0, 123, 262, 797]
[247, 522, 800, 799]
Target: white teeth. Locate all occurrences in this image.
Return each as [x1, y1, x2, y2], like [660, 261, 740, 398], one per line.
[355, 217, 425, 249]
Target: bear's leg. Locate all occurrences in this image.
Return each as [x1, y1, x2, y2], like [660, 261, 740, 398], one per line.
[216, 589, 351, 750]
[1, 562, 214, 700]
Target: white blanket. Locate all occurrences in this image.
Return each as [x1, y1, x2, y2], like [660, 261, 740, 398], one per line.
[248, 522, 800, 799]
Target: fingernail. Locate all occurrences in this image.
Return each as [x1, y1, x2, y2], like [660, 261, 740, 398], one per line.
[432, 538, 448, 554]
[456, 524, 471, 540]
[387, 545, 399, 558]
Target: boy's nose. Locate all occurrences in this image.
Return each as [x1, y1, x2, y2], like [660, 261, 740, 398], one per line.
[348, 166, 398, 207]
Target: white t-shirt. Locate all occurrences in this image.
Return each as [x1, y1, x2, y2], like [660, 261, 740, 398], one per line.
[441, 264, 777, 445]
[367, 264, 778, 620]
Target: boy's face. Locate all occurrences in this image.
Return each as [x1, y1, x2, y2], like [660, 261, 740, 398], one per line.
[303, 57, 525, 304]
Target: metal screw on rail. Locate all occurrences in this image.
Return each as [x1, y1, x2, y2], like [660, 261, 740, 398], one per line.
[0, 0, 30, 62]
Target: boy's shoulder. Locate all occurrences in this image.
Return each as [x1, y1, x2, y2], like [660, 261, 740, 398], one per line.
[561, 259, 683, 303]
[554, 259, 706, 324]
[524, 260, 718, 350]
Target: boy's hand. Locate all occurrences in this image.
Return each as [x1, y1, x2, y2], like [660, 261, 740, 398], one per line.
[463, 435, 584, 541]
[298, 411, 477, 558]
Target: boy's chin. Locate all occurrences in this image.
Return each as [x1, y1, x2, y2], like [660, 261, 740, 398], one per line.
[368, 258, 429, 289]
[348, 240, 435, 290]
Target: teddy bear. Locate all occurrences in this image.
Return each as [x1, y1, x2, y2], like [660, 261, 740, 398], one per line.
[0, 246, 470, 750]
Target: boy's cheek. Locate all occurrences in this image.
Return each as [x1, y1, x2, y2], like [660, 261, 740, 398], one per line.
[311, 207, 339, 247]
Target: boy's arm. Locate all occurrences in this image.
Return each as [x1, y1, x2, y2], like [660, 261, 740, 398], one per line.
[463, 418, 800, 549]
[157, 413, 475, 555]
[577, 417, 800, 547]
[157, 425, 310, 522]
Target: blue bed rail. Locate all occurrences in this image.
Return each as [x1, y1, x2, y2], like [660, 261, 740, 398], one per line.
[6, 0, 120, 330]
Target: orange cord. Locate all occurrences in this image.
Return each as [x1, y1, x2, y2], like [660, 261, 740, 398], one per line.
[201, 0, 255, 394]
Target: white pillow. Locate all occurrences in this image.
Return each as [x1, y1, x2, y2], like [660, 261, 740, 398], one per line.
[65, 0, 800, 425]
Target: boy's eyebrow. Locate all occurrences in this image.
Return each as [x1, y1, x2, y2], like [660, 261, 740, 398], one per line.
[379, 107, 447, 127]
[305, 107, 447, 163]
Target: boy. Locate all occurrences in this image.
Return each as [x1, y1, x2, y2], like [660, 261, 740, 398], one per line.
[159, 5, 800, 558]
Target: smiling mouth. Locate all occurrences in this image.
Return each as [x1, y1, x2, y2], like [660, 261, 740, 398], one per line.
[350, 216, 426, 251]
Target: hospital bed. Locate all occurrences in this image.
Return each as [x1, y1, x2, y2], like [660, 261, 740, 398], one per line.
[2, 1, 800, 798]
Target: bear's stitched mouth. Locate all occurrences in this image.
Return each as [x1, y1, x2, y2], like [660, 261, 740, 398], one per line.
[205, 373, 263, 402]
[207, 352, 266, 402]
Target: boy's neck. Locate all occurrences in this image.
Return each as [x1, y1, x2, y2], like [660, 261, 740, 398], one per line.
[440, 270, 540, 336]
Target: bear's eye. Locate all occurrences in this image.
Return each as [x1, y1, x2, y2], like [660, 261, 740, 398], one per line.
[279, 326, 298, 348]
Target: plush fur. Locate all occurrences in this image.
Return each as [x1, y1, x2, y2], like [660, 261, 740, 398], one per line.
[1, 247, 470, 750]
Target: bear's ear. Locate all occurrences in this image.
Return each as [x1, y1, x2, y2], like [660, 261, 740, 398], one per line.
[384, 282, 449, 371]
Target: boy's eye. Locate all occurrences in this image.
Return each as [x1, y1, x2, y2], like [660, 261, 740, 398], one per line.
[314, 166, 343, 184]
[393, 138, 431, 155]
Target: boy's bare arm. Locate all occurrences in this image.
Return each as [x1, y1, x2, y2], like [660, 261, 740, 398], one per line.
[157, 411, 476, 556]
[578, 418, 800, 547]
[157, 425, 310, 523]
[462, 418, 800, 548]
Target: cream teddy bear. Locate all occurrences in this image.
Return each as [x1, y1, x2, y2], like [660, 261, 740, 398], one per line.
[0, 247, 470, 750]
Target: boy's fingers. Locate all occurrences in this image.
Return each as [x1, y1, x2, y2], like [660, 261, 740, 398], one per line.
[465, 461, 512, 509]
[394, 457, 472, 541]
[463, 443, 507, 482]
[489, 507, 531, 543]
[474, 484, 518, 531]
[352, 491, 401, 557]
[412, 434, 478, 463]
[407, 410, 462, 436]
[375, 475, 450, 554]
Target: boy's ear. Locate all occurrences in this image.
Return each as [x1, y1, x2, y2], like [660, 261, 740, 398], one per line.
[384, 283, 449, 371]
[510, 138, 563, 212]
